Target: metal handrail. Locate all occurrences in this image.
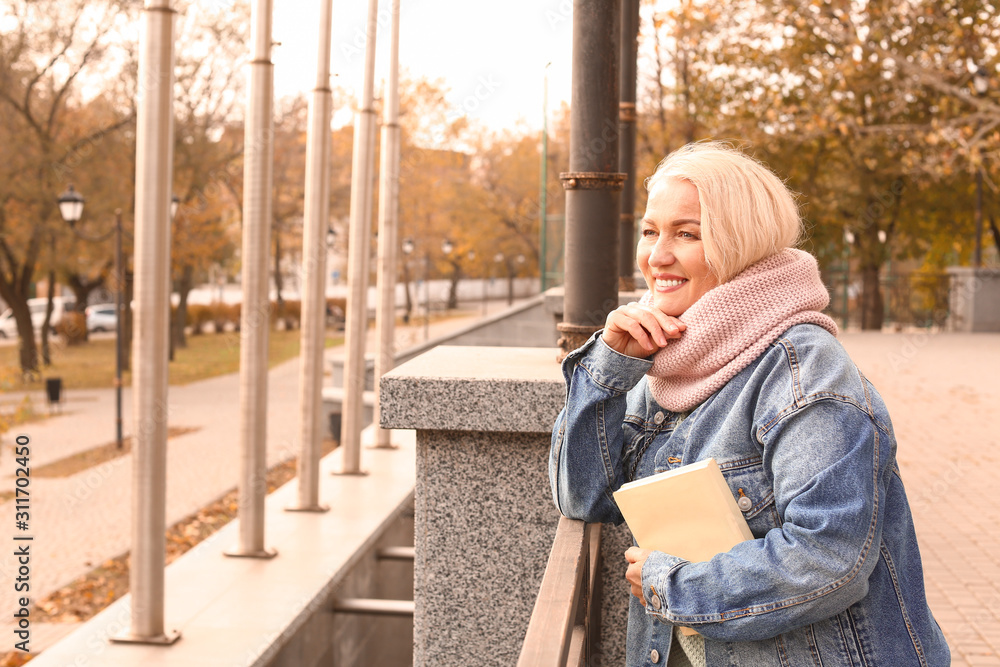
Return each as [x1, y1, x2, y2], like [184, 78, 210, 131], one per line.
[517, 517, 602, 667]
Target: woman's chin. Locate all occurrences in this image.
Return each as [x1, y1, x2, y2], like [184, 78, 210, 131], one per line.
[651, 297, 687, 317]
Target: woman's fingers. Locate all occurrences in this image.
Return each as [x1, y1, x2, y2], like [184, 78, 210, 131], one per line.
[647, 308, 687, 338]
[603, 303, 685, 355]
[620, 311, 661, 349]
[624, 547, 649, 598]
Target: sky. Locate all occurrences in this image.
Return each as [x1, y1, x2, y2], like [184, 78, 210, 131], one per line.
[269, 0, 576, 132]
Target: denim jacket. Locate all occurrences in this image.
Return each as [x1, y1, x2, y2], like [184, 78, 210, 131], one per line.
[550, 324, 949, 666]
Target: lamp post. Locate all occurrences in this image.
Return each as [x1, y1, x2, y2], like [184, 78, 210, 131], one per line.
[167, 194, 180, 362]
[493, 252, 504, 313]
[973, 66, 989, 268]
[401, 237, 414, 325]
[401, 237, 431, 338]
[441, 238, 454, 311]
[58, 185, 125, 449]
[843, 229, 855, 329]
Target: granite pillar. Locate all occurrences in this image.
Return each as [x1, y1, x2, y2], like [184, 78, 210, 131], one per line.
[381, 346, 630, 665]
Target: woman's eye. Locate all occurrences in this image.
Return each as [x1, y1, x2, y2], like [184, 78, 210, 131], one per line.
[678, 230, 699, 240]
[642, 228, 657, 237]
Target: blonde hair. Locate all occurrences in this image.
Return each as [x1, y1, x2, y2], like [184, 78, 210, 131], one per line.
[645, 142, 802, 283]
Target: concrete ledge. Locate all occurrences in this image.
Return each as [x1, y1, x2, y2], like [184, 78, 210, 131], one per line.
[379, 346, 566, 433]
[326, 294, 552, 395]
[29, 427, 416, 667]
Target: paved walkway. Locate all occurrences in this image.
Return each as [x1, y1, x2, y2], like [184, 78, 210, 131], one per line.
[839, 332, 1000, 667]
[0, 322, 996, 664]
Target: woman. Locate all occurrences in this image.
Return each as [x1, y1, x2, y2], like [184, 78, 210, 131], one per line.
[549, 142, 949, 666]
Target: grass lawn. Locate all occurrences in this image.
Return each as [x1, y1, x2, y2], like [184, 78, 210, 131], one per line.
[0, 328, 344, 392]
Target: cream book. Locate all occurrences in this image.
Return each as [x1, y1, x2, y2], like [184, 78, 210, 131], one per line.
[613, 457, 754, 560]
[613, 457, 754, 636]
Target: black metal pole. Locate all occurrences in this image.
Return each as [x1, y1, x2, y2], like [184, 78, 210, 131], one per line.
[618, 0, 640, 291]
[974, 166, 984, 268]
[115, 209, 124, 450]
[557, 0, 625, 359]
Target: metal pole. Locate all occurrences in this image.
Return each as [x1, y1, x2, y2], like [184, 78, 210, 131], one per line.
[618, 0, 639, 291]
[557, 0, 625, 359]
[112, 0, 179, 645]
[974, 167, 984, 268]
[842, 245, 850, 329]
[540, 63, 550, 293]
[373, 0, 401, 449]
[289, 0, 334, 512]
[424, 255, 430, 341]
[226, 0, 277, 558]
[115, 209, 123, 451]
[340, 0, 380, 474]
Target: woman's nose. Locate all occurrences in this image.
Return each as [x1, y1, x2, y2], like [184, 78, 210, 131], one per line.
[649, 239, 674, 267]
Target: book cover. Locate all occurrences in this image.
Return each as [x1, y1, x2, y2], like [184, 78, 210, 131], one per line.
[613, 458, 754, 635]
[613, 457, 754, 561]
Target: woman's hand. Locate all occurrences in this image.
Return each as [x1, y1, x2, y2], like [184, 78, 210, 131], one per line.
[625, 546, 653, 599]
[602, 302, 686, 358]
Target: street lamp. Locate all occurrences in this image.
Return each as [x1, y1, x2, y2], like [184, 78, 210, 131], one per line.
[57, 184, 85, 224]
[441, 239, 455, 311]
[58, 186, 127, 449]
[842, 229, 855, 329]
[401, 237, 414, 324]
[401, 238, 429, 339]
[973, 66, 989, 268]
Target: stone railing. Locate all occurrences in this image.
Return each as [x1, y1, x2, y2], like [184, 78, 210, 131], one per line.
[380, 344, 633, 666]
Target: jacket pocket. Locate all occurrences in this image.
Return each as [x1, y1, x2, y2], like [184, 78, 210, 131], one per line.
[719, 456, 781, 538]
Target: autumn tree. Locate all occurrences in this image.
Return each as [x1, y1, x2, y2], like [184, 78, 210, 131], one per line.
[468, 126, 550, 302]
[0, 0, 137, 376]
[639, 0, 1000, 328]
[395, 77, 475, 312]
[171, 0, 249, 350]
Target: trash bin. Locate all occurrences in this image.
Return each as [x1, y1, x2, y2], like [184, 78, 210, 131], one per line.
[45, 377, 62, 406]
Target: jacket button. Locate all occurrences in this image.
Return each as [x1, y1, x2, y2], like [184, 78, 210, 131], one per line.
[650, 648, 661, 663]
[738, 496, 753, 512]
[653, 411, 665, 425]
[651, 594, 662, 610]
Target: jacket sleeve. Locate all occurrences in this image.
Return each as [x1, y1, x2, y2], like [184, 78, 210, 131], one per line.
[549, 333, 653, 524]
[638, 371, 894, 642]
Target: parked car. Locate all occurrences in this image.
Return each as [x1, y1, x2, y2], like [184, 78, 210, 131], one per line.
[85, 304, 118, 333]
[0, 297, 77, 339]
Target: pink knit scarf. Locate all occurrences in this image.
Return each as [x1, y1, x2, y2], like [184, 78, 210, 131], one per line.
[641, 248, 838, 412]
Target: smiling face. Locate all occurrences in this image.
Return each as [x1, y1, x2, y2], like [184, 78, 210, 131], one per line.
[637, 177, 719, 317]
